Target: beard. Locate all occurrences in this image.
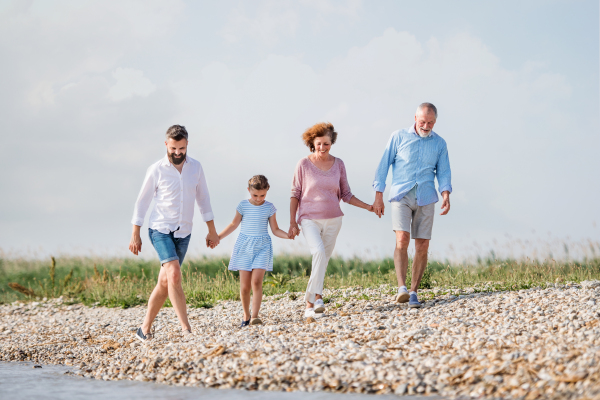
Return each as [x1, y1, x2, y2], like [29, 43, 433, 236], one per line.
[417, 128, 431, 137]
[168, 152, 186, 165]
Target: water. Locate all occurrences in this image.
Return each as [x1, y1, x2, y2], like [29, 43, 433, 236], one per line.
[0, 362, 442, 400]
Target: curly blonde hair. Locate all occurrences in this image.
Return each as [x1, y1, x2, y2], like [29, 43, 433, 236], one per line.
[248, 175, 270, 191]
[301, 122, 337, 152]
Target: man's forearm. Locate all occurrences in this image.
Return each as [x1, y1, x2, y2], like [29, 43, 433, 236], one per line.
[441, 191, 450, 199]
[205, 220, 217, 234]
[132, 225, 141, 236]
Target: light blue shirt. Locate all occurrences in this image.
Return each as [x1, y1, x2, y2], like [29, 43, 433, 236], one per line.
[373, 125, 452, 206]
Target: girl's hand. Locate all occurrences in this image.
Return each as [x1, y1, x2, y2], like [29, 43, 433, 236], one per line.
[367, 204, 374, 212]
[288, 222, 300, 239]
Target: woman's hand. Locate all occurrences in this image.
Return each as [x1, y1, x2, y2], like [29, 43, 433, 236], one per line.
[288, 222, 300, 239]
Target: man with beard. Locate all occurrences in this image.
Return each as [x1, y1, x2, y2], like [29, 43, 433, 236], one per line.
[372, 103, 452, 308]
[129, 125, 219, 341]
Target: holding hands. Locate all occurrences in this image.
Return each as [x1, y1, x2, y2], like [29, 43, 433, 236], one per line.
[373, 192, 385, 218]
[206, 220, 220, 249]
[206, 231, 220, 249]
[288, 221, 301, 239]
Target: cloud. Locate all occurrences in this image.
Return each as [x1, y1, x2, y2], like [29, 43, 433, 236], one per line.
[220, 1, 299, 45]
[299, 0, 362, 16]
[0, 3, 596, 260]
[220, 0, 362, 45]
[0, 0, 183, 110]
[167, 28, 594, 260]
[108, 68, 156, 102]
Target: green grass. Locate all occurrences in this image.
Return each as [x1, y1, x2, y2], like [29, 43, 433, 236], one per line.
[2, 253, 600, 307]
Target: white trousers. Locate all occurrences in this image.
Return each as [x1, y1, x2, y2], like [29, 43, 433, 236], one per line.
[301, 216, 343, 303]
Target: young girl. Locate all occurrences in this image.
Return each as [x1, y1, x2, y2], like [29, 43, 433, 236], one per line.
[215, 175, 291, 327]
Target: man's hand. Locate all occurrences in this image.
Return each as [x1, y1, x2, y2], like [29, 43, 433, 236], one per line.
[206, 231, 220, 249]
[440, 191, 451, 215]
[205, 220, 220, 249]
[129, 225, 142, 255]
[373, 192, 385, 218]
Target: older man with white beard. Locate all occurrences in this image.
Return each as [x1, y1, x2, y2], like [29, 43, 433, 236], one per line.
[372, 103, 452, 308]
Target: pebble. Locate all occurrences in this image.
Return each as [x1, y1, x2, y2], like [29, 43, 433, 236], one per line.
[1, 283, 600, 399]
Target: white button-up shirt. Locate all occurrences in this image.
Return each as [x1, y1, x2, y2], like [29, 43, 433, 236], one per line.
[131, 155, 214, 238]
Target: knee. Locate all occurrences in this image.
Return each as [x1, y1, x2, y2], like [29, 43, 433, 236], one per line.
[240, 283, 251, 295]
[158, 275, 169, 289]
[164, 262, 182, 285]
[312, 246, 326, 260]
[251, 277, 263, 290]
[415, 239, 430, 254]
[251, 281, 263, 292]
[395, 232, 410, 251]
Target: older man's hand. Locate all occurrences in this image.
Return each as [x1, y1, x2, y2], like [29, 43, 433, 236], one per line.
[440, 191, 451, 215]
[373, 192, 385, 218]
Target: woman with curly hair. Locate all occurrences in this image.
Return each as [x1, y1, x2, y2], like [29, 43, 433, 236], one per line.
[289, 122, 374, 318]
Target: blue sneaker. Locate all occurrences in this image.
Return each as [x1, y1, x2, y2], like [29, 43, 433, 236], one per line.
[240, 319, 250, 328]
[135, 327, 153, 342]
[408, 292, 421, 308]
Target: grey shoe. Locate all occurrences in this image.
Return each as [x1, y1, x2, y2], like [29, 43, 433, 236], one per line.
[135, 327, 152, 342]
[408, 293, 421, 308]
[314, 298, 326, 313]
[395, 288, 410, 303]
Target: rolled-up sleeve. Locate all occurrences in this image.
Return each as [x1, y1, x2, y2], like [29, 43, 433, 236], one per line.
[436, 143, 452, 194]
[372, 131, 399, 192]
[338, 160, 353, 203]
[131, 165, 157, 227]
[196, 163, 214, 222]
[291, 161, 303, 200]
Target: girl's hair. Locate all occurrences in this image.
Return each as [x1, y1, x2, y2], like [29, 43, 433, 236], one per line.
[301, 122, 337, 152]
[248, 175, 270, 190]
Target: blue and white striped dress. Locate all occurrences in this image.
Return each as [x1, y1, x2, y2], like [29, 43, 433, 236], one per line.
[228, 200, 276, 271]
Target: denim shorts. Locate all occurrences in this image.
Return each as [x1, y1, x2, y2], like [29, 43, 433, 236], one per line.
[148, 228, 191, 266]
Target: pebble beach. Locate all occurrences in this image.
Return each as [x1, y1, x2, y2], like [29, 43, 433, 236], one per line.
[1, 282, 600, 399]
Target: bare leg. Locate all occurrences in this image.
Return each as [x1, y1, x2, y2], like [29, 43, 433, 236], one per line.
[394, 230, 411, 287]
[250, 269, 266, 318]
[141, 267, 169, 334]
[239, 271, 252, 321]
[410, 239, 430, 293]
[162, 260, 191, 332]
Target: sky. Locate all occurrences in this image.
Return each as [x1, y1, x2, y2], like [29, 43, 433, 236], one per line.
[0, 0, 598, 262]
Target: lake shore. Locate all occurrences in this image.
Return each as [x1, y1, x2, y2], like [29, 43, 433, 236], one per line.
[1, 283, 599, 399]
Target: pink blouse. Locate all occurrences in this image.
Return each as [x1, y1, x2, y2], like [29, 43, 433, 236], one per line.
[291, 156, 354, 224]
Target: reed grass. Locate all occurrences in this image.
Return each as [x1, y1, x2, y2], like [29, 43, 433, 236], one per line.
[2, 253, 600, 307]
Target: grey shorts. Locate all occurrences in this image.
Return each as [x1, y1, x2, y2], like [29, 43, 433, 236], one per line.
[391, 186, 435, 239]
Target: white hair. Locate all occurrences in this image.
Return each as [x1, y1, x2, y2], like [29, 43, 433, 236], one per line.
[416, 102, 438, 118]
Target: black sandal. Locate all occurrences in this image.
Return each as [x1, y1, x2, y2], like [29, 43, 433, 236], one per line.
[240, 319, 250, 327]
